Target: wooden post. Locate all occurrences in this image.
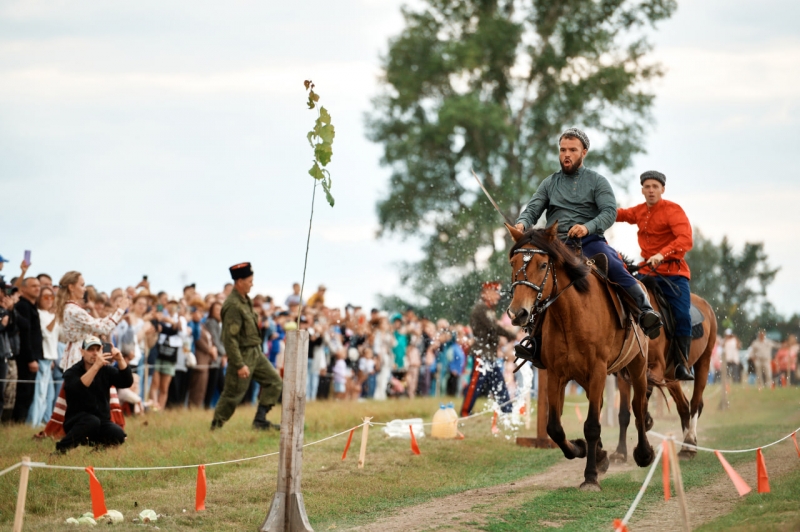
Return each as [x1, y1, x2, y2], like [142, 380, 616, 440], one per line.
[13, 457, 31, 532]
[357, 417, 372, 469]
[667, 436, 691, 532]
[516, 368, 555, 448]
[262, 330, 313, 532]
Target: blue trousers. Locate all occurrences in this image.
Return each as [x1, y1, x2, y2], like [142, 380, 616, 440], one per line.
[654, 275, 692, 337]
[464, 360, 512, 414]
[580, 235, 638, 288]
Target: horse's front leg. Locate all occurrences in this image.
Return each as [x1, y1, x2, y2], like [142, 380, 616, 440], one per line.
[579, 369, 606, 491]
[611, 375, 631, 463]
[629, 355, 655, 468]
[545, 374, 586, 460]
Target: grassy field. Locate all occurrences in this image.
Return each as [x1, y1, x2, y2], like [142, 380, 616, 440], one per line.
[1, 386, 798, 531]
[0, 397, 562, 530]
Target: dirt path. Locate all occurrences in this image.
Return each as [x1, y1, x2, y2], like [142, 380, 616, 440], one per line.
[629, 442, 800, 531]
[350, 452, 639, 531]
[349, 435, 800, 532]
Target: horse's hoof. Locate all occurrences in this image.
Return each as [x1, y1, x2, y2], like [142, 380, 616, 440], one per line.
[633, 444, 655, 467]
[645, 412, 654, 432]
[570, 439, 588, 459]
[678, 450, 696, 461]
[579, 481, 601, 492]
[609, 451, 627, 464]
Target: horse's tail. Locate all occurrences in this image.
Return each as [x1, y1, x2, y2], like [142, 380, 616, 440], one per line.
[647, 372, 671, 413]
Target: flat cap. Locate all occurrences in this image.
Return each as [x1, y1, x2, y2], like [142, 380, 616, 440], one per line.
[559, 128, 590, 150]
[640, 170, 666, 186]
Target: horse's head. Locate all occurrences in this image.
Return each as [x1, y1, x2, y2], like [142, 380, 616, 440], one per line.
[505, 223, 559, 327]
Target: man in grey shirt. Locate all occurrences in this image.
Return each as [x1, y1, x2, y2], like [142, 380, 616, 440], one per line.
[514, 128, 662, 339]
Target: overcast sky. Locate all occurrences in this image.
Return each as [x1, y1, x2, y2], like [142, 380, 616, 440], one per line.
[1, 0, 799, 315]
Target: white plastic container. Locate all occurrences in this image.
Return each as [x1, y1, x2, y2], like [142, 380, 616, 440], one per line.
[383, 418, 425, 439]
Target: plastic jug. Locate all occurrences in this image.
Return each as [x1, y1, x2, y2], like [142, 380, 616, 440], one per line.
[431, 404, 458, 439]
[445, 402, 459, 426]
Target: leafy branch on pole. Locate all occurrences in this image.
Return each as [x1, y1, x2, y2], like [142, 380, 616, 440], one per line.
[298, 80, 335, 322]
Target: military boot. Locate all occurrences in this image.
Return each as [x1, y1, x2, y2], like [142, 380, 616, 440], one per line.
[623, 284, 663, 339]
[674, 335, 694, 381]
[252, 405, 275, 431]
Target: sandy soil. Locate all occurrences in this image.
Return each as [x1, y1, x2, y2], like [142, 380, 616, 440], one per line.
[349, 434, 799, 532]
[350, 450, 638, 531]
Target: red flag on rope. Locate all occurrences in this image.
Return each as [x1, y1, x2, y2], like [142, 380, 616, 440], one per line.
[520, 404, 526, 415]
[756, 449, 770, 494]
[715, 451, 752, 496]
[196, 465, 207, 511]
[85, 467, 107, 518]
[491, 412, 499, 435]
[792, 432, 800, 458]
[341, 428, 355, 461]
[612, 518, 629, 532]
[409, 425, 421, 455]
[662, 440, 670, 501]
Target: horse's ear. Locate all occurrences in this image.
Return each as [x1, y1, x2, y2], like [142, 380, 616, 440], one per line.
[545, 221, 559, 242]
[505, 223, 524, 242]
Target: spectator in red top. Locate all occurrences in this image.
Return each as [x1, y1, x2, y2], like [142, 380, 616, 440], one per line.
[617, 170, 694, 381]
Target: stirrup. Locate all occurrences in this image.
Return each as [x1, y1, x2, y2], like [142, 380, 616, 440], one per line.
[514, 336, 545, 370]
[639, 311, 662, 339]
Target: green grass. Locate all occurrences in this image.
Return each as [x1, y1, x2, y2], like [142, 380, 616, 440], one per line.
[0, 397, 562, 530]
[483, 385, 800, 532]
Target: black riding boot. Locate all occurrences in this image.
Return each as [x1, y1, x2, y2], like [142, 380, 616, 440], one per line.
[514, 335, 545, 370]
[623, 284, 663, 339]
[674, 335, 694, 381]
[252, 404, 275, 431]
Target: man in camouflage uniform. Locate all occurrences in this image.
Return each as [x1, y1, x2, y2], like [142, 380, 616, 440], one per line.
[461, 281, 517, 416]
[211, 262, 282, 431]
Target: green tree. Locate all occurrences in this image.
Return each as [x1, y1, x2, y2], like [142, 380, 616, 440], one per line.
[368, 0, 676, 321]
[687, 230, 780, 343]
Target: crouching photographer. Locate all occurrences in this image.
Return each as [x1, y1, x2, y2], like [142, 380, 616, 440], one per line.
[56, 336, 133, 453]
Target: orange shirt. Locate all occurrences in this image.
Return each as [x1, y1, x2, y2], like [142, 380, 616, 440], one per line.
[616, 199, 692, 279]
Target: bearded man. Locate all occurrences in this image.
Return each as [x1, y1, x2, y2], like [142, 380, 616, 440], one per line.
[514, 128, 662, 368]
[617, 170, 694, 380]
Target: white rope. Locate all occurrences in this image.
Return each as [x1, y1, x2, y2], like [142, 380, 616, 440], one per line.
[616, 443, 664, 531]
[648, 427, 800, 454]
[28, 423, 364, 473]
[0, 462, 22, 478]
[0, 379, 64, 384]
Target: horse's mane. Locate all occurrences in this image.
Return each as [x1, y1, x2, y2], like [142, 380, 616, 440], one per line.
[509, 229, 591, 293]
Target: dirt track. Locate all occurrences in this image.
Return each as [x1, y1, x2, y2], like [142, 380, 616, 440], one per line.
[350, 435, 799, 531]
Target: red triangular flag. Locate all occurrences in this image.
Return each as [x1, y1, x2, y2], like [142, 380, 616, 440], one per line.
[662, 440, 670, 501]
[756, 449, 770, 493]
[491, 412, 499, 435]
[196, 465, 207, 511]
[715, 451, 752, 496]
[409, 425, 421, 455]
[520, 404, 526, 415]
[612, 518, 629, 532]
[85, 467, 107, 518]
[341, 428, 355, 461]
[792, 432, 800, 458]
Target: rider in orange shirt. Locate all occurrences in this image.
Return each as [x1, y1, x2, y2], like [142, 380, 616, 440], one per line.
[617, 171, 694, 381]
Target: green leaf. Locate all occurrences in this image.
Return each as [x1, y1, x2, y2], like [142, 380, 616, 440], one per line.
[318, 124, 335, 144]
[319, 107, 331, 125]
[306, 131, 316, 148]
[321, 178, 335, 207]
[308, 162, 325, 180]
[314, 143, 333, 166]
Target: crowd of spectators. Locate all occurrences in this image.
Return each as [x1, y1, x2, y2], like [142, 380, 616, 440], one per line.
[0, 257, 529, 427]
[709, 328, 799, 388]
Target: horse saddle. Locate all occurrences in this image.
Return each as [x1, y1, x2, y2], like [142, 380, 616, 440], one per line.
[638, 276, 704, 340]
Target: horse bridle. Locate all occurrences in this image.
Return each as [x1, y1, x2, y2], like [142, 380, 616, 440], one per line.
[508, 245, 585, 332]
[508, 247, 557, 331]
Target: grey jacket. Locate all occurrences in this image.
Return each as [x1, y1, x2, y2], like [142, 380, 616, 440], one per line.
[516, 166, 617, 237]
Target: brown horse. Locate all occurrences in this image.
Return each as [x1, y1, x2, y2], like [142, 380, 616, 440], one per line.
[611, 279, 718, 461]
[505, 223, 655, 490]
